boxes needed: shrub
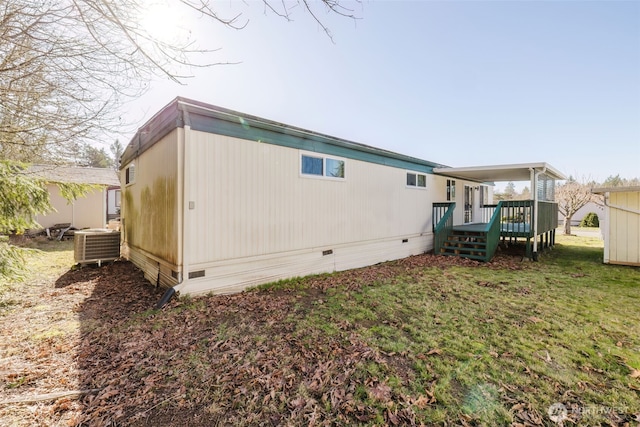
[579,212,600,228]
[0,238,26,281]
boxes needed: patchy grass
[1,233,639,426]
[292,235,639,425]
[254,234,639,425]
[0,237,74,312]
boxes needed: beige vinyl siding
[608,191,640,266]
[181,131,436,293]
[121,129,182,275]
[179,130,482,295]
[121,125,491,295]
[185,131,434,263]
[35,183,106,229]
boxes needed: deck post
[531,168,538,260]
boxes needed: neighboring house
[28,165,120,230]
[557,201,605,226]
[591,186,640,266]
[120,97,564,298]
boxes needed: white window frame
[125,163,136,186]
[299,152,346,181]
[406,171,427,189]
[447,179,456,201]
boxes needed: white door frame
[464,185,474,223]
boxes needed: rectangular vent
[402,238,408,243]
[322,249,333,256]
[171,270,179,279]
[188,270,205,279]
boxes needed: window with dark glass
[407,172,426,188]
[447,179,456,200]
[301,155,323,176]
[301,154,345,179]
[125,164,135,185]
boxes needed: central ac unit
[74,229,121,266]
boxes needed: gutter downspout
[155,107,191,309]
[602,193,611,264]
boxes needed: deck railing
[433,202,454,233]
[432,202,455,255]
[481,201,504,261]
[481,200,534,236]
[480,200,559,237]
[536,201,558,234]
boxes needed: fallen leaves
[2,245,638,427]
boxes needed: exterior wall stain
[124,177,178,265]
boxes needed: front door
[464,185,474,223]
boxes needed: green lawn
[252,234,640,425]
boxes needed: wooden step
[437,229,492,262]
[441,246,488,255]
[439,252,488,261]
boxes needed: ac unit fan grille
[74,230,121,264]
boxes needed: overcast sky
[119,0,640,187]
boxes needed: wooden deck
[434,200,559,261]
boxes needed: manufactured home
[591,186,640,266]
[28,165,120,230]
[120,97,564,297]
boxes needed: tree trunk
[564,215,572,235]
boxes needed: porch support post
[530,168,538,260]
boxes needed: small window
[326,158,345,178]
[125,163,135,185]
[301,155,323,176]
[301,153,345,180]
[406,172,426,188]
[447,179,456,201]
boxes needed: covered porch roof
[433,162,566,183]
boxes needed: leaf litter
[1,247,636,426]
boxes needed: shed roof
[591,186,640,194]
[26,164,120,187]
[433,162,566,183]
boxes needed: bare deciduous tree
[0,0,358,278]
[556,180,598,235]
[0,0,359,163]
